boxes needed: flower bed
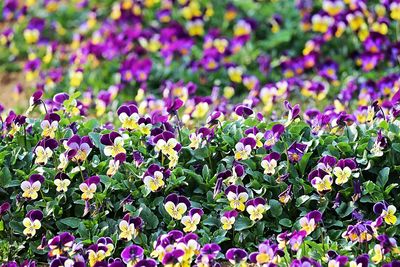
[1,0,400,267]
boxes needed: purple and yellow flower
[299,210,323,235]
[117,104,140,131]
[119,214,143,241]
[289,230,307,251]
[101,132,126,157]
[23,209,43,237]
[333,158,357,185]
[309,169,333,195]
[79,176,100,201]
[246,197,269,221]
[121,244,144,267]
[164,193,191,220]
[34,138,58,165]
[279,185,292,204]
[65,134,93,162]
[374,202,397,225]
[225,248,248,266]
[107,153,126,177]
[143,164,170,192]
[47,232,75,258]
[287,142,307,163]
[261,152,280,175]
[264,124,285,149]
[181,208,203,232]
[249,240,283,266]
[41,113,60,138]
[235,137,256,161]
[220,210,238,230]
[225,185,248,211]
[21,174,44,200]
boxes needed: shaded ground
[0,71,28,110]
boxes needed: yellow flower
[70,70,83,87]
[88,250,106,267]
[104,137,126,157]
[189,133,202,149]
[312,175,332,193]
[41,120,58,138]
[382,205,397,225]
[119,113,139,130]
[192,102,209,119]
[23,218,41,237]
[234,142,252,161]
[21,181,41,200]
[165,202,187,220]
[118,220,138,241]
[246,204,267,221]
[221,216,235,230]
[227,192,248,211]
[23,29,39,44]
[333,166,352,185]
[261,159,278,175]
[228,67,243,83]
[143,171,165,192]
[299,218,316,235]
[54,179,71,193]
[155,138,178,156]
[35,146,53,165]
[79,183,96,200]
[181,213,201,232]
[371,244,383,264]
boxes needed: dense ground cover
[1,0,400,266]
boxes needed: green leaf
[377,167,390,188]
[139,204,159,230]
[269,199,282,218]
[59,217,81,228]
[234,217,253,231]
[279,218,292,227]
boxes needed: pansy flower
[137,117,153,136]
[317,155,337,174]
[121,244,144,267]
[23,209,43,237]
[234,137,256,161]
[246,197,269,221]
[264,124,285,149]
[234,105,253,119]
[65,135,94,162]
[134,259,157,267]
[244,127,264,148]
[0,202,10,217]
[47,232,75,258]
[117,104,140,131]
[162,249,185,267]
[79,176,100,201]
[284,101,301,126]
[119,214,143,241]
[261,152,280,175]
[332,158,357,185]
[220,210,238,230]
[287,142,307,163]
[309,169,333,195]
[371,244,384,264]
[225,248,248,266]
[278,185,292,204]
[289,230,307,251]
[154,131,182,168]
[101,132,126,157]
[374,202,397,225]
[371,130,388,157]
[87,243,108,267]
[143,164,170,192]
[181,208,203,232]
[249,240,284,266]
[107,153,126,177]
[21,174,44,200]
[225,185,248,211]
[41,113,60,138]
[299,210,323,235]
[164,193,191,220]
[34,138,58,165]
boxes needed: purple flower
[261,152,280,175]
[234,105,253,118]
[48,232,75,258]
[164,193,191,220]
[299,210,323,235]
[284,101,300,125]
[264,124,285,149]
[225,248,248,265]
[0,202,10,216]
[162,249,185,265]
[287,142,307,162]
[235,137,256,160]
[101,132,126,157]
[121,245,144,266]
[225,185,248,211]
[65,135,93,162]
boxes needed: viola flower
[246,197,269,221]
[371,130,388,157]
[23,209,43,237]
[371,244,384,264]
[333,158,357,185]
[289,230,307,251]
[117,104,140,131]
[228,66,243,83]
[137,117,153,136]
[0,202,10,217]
[24,18,44,44]
[278,185,292,204]
[164,193,191,220]
[264,124,285,149]
[287,142,307,163]
[79,176,100,201]
[101,132,126,157]
[244,127,264,148]
[143,164,170,192]
[220,210,238,230]
[234,137,256,161]
[41,113,60,138]
[225,248,248,266]
[348,254,369,267]
[317,155,337,174]
[34,138,58,165]
[284,100,301,126]
[121,244,144,267]
[234,105,254,119]
[87,244,108,267]
[374,202,397,225]
[181,208,203,232]
[299,210,323,235]
[134,259,157,267]
[249,241,283,266]
[225,185,248,211]
[65,135,93,162]
[162,249,185,267]
[21,174,44,200]
[261,152,280,175]
[107,153,126,177]
[119,214,143,241]
[309,169,333,195]
[47,232,75,258]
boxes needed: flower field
[2,0,400,266]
